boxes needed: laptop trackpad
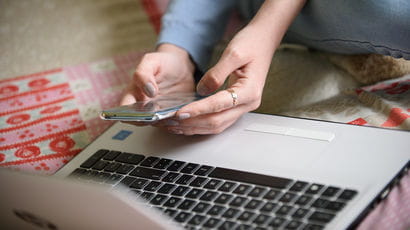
[222,123,333,170]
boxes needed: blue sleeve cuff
[156,0,237,78]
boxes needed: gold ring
[227,88,238,107]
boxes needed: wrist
[156,43,195,73]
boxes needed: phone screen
[100,93,204,122]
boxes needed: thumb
[197,50,245,96]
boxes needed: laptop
[1,112,409,229]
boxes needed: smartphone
[100,93,204,122]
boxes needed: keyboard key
[263,189,282,200]
[219,221,236,229]
[102,150,121,161]
[322,186,341,197]
[153,158,173,169]
[106,174,123,184]
[309,211,335,224]
[177,199,197,210]
[157,183,176,194]
[80,149,109,168]
[193,202,211,213]
[276,205,293,216]
[172,186,190,196]
[260,202,277,213]
[245,199,262,209]
[207,205,225,216]
[174,211,191,223]
[194,165,213,176]
[279,192,297,203]
[162,172,179,182]
[304,224,324,230]
[130,167,166,180]
[119,176,136,187]
[253,214,270,225]
[325,201,345,211]
[144,181,162,192]
[190,176,207,187]
[130,178,149,189]
[164,197,182,208]
[103,162,121,172]
[164,209,177,218]
[295,195,313,206]
[285,220,302,230]
[92,160,108,171]
[293,208,310,219]
[150,194,168,205]
[229,196,248,207]
[87,170,99,180]
[167,160,185,171]
[181,163,199,174]
[218,181,237,192]
[236,224,252,230]
[116,164,134,174]
[176,174,194,185]
[140,156,159,167]
[233,184,251,195]
[222,208,240,219]
[214,193,233,204]
[69,168,87,178]
[200,191,218,202]
[209,167,292,189]
[338,189,357,201]
[306,184,324,195]
[249,187,267,197]
[290,181,309,192]
[140,192,154,201]
[188,214,206,225]
[203,217,221,228]
[94,172,111,182]
[115,152,145,165]
[237,211,255,222]
[186,188,204,199]
[204,179,222,190]
[130,189,142,196]
[312,198,329,209]
[269,217,286,228]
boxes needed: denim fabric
[286,0,410,60]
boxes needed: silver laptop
[1,112,409,229]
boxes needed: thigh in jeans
[284,0,410,60]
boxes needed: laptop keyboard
[69,149,358,230]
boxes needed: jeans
[240,0,410,59]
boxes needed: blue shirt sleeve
[157,0,237,74]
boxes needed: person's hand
[156,0,306,135]
[156,23,276,135]
[120,44,196,125]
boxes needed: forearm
[249,0,307,50]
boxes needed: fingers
[161,106,246,135]
[133,53,161,98]
[120,84,149,106]
[197,47,247,96]
[175,88,242,120]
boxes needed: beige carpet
[0,0,156,79]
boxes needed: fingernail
[143,82,156,97]
[197,84,210,96]
[165,120,179,126]
[178,113,190,120]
